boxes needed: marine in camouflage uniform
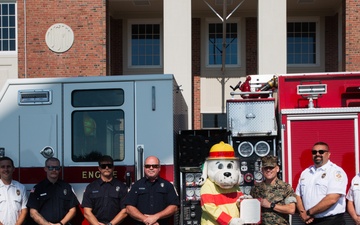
[250,156,297,225]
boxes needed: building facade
[0,0,358,129]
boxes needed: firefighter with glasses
[82,155,128,225]
[250,155,297,225]
[27,157,79,225]
[295,141,348,225]
[124,156,179,225]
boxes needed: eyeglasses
[100,164,114,169]
[311,150,329,155]
[263,166,275,171]
[47,166,61,171]
[144,164,160,169]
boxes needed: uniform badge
[64,189,67,195]
[116,186,120,192]
[16,189,20,196]
[160,183,164,188]
[334,171,343,181]
[321,173,326,178]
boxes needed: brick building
[0,0,357,129]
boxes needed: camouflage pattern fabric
[250,178,296,225]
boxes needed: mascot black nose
[224,172,231,177]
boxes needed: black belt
[312,213,345,225]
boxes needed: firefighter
[250,155,296,225]
[0,156,28,225]
[82,155,128,225]
[295,141,348,225]
[27,157,79,225]
[346,172,360,224]
[124,156,179,225]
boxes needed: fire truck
[1,72,360,225]
[0,74,188,224]
[178,71,360,225]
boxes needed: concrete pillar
[258,0,287,74]
[163,0,192,128]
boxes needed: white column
[163,0,192,128]
[258,0,287,74]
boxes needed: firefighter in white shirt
[0,156,28,225]
[295,142,348,225]
[346,173,360,225]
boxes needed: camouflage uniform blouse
[250,178,296,225]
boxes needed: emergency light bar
[297,84,327,95]
[297,84,327,108]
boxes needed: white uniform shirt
[346,173,360,215]
[295,160,348,218]
[0,179,28,225]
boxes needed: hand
[260,198,271,208]
[229,218,245,225]
[299,210,313,224]
[143,214,159,225]
[237,194,253,206]
[239,194,252,200]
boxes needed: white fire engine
[0,74,188,224]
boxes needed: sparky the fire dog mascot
[198,141,245,225]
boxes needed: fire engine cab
[0,74,188,224]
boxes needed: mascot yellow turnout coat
[198,142,245,225]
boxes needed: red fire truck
[179,71,360,225]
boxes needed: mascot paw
[229,218,245,225]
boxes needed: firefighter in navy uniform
[26,157,79,225]
[82,155,128,225]
[124,156,179,225]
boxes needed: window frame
[201,113,227,129]
[205,17,241,68]
[287,17,320,67]
[127,19,163,69]
[0,1,17,55]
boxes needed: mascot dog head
[198,141,243,189]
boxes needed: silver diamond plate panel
[227,100,277,136]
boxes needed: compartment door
[285,115,358,189]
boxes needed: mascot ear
[237,170,243,185]
[197,161,208,186]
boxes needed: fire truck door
[62,82,135,200]
[19,114,59,190]
[284,115,358,189]
[284,114,359,225]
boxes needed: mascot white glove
[229,218,245,225]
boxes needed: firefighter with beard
[295,142,348,225]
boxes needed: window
[0,3,16,52]
[287,21,317,65]
[71,89,125,162]
[202,113,227,129]
[130,22,161,67]
[207,22,239,66]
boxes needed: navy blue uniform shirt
[82,178,128,223]
[124,177,179,225]
[26,178,79,223]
